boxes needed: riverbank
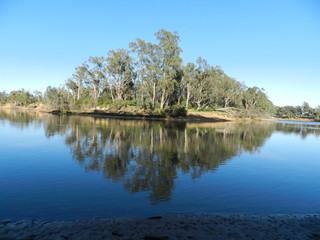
[1,214,320,240]
[6,103,318,123]
[0,103,236,122]
[277,117,320,122]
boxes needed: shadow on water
[1,110,320,204]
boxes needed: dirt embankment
[0,103,239,122]
[0,103,52,112]
[276,118,318,122]
[187,111,234,122]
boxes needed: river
[0,110,319,220]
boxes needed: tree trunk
[77,78,81,101]
[196,101,201,111]
[152,82,156,107]
[116,76,123,101]
[186,83,190,109]
[77,87,80,101]
[224,97,229,108]
[160,89,166,109]
[110,89,115,103]
[93,84,99,107]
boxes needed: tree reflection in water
[1,109,319,204]
[46,116,278,204]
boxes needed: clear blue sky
[0,0,319,107]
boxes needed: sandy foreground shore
[1,214,320,240]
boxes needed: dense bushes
[163,106,187,117]
[276,103,320,119]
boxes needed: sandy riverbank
[0,104,236,122]
[1,214,320,240]
[3,103,318,123]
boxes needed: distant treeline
[1,29,314,119]
[276,103,320,120]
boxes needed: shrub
[163,105,187,117]
[98,99,139,108]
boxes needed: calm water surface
[0,110,320,220]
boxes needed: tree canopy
[1,29,284,118]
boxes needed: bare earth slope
[187,111,234,122]
[0,104,236,122]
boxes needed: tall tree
[189,57,216,110]
[130,39,161,108]
[216,75,243,108]
[44,86,70,110]
[66,66,86,101]
[182,62,197,109]
[155,29,182,109]
[0,91,9,102]
[242,86,265,110]
[301,102,314,117]
[33,90,43,102]
[242,86,274,116]
[83,57,108,105]
[106,49,136,101]
[9,89,35,106]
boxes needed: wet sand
[1,214,320,240]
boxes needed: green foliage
[62,29,276,116]
[130,39,162,108]
[276,106,300,118]
[314,106,320,120]
[44,86,70,111]
[9,89,36,106]
[4,29,285,119]
[188,58,216,110]
[216,75,243,108]
[276,102,318,120]
[155,29,183,109]
[163,105,187,117]
[240,86,275,117]
[107,49,136,101]
[0,91,9,102]
[109,100,138,108]
[32,90,43,102]
[97,97,113,107]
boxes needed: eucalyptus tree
[301,102,314,117]
[0,91,9,102]
[60,29,276,114]
[8,89,35,106]
[130,29,182,109]
[187,57,216,110]
[66,65,86,101]
[276,106,299,118]
[241,86,274,116]
[130,38,162,108]
[82,57,108,105]
[44,86,70,110]
[32,90,43,102]
[106,49,136,101]
[181,62,197,109]
[155,29,183,109]
[314,106,320,119]
[65,78,78,103]
[242,86,266,110]
[216,75,243,108]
